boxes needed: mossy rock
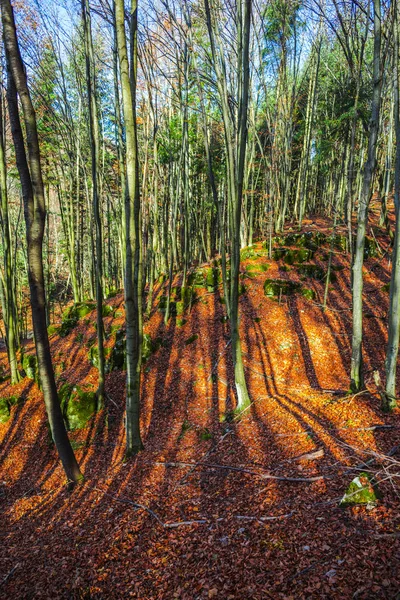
[185,334,198,345]
[188,269,206,288]
[63,302,95,321]
[106,289,118,299]
[264,278,301,298]
[300,288,316,300]
[102,304,114,317]
[181,286,195,306]
[245,263,270,277]
[240,245,259,261]
[284,248,314,265]
[22,353,39,382]
[59,302,94,337]
[0,398,11,423]
[327,234,347,252]
[58,382,73,412]
[64,386,97,431]
[0,395,19,424]
[340,472,380,507]
[205,267,220,292]
[364,237,379,259]
[158,297,177,316]
[296,264,325,280]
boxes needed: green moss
[300,288,316,300]
[205,267,220,291]
[185,334,198,345]
[199,427,213,441]
[188,269,206,288]
[176,301,185,316]
[263,278,301,298]
[102,304,114,317]
[327,234,347,252]
[340,472,380,507]
[240,245,258,261]
[296,264,325,280]
[60,302,96,337]
[47,324,58,336]
[0,395,19,424]
[64,386,97,431]
[22,353,38,382]
[181,286,195,306]
[0,398,10,423]
[58,383,73,412]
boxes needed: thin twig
[1,563,19,587]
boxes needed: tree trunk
[114,0,143,455]
[1,0,82,484]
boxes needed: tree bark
[1,0,82,483]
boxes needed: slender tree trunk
[350,0,383,392]
[115,0,143,455]
[0,85,19,383]
[384,2,400,411]
[1,0,82,483]
[82,0,105,406]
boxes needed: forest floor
[1,212,400,599]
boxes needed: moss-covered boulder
[64,386,97,431]
[327,233,347,252]
[60,302,95,337]
[22,353,39,383]
[273,247,314,265]
[364,236,379,259]
[240,245,259,261]
[205,267,220,292]
[0,398,10,423]
[102,304,114,317]
[340,472,380,507]
[0,395,19,424]
[188,269,206,288]
[264,278,301,298]
[300,288,316,300]
[296,264,325,280]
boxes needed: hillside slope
[1,220,400,599]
